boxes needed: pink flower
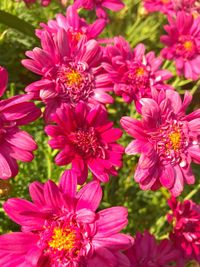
[0,66,8,97]
[22,30,113,122]
[18,0,52,6]
[125,231,181,267]
[121,89,200,196]
[0,170,132,266]
[36,5,107,45]
[143,0,200,16]
[168,197,200,263]
[143,0,174,15]
[0,67,41,179]
[74,0,125,18]
[173,0,200,17]
[103,37,172,110]
[161,11,200,80]
[45,102,124,184]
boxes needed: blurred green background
[0,0,200,241]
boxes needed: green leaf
[0,10,36,38]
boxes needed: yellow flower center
[48,227,77,252]
[183,40,194,52]
[73,32,82,42]
[65,69,82,88]
[168,131,181,150]
[161,0,170,3]
[135,67,146,77]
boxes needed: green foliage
[0,0,200,242]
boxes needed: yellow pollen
[65,69,82,87]
[48,227,77,251]
[135,67,146,77]
[161,0,170,3]
[73,32,82,42]
[168,131,181,150]
[183,40,194,51]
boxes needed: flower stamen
[48,227,77,252]
[69,127,105,158]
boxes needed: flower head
[0,170,132,266]
[22,30,113,122]
[143,0,174,15]
[0,67,41,179]
[36,5,107,45]
[45,102,124,184]
[161,11,200,80]
[168,197,200,263]
[121,89,200,196]
[74,0,125,18]
[143,0,200,16]
[125,231,181,267]
[173,0,200,17]
[103,37,172,110]
[18,0,52,6]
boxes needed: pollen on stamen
[69,127,106,159]
[135,67,146,77]
[65,69,83,88]
[168,131,181,150]
[183,40,194,52]
[48,227,77,252]
[57,64,95,104]
[161,0,170,4]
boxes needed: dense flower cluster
[1,0,200,266]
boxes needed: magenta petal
[5,130,37,151]
[59,170,77,199]
[29,181,45,206]
[120,116,147,140]
[93,233,132,250]
[0,151,18,179]
[76,180,102,211]
[125,140,147,155]
[96,207,128,237]
[115,252,131,267]
[87,254,114,267]
[102,0,125,11]
[25,246,42,266]
[3,198,45,230]
[0,232,38,253]
[0,66,8,97]
[44,180,65,209]
[76,208,96,224]
[188,145,200,163]
[160,165,175,189]
[90,247,118,267]
[0,252,26,266]
[101,128,122,142]
[71,157,88,185]
[140,98,160,128]
[170,165,184,197]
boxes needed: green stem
[184,183,200,200]
[0,10,36,38]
